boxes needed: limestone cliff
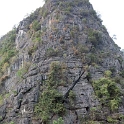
[0,0,124,124]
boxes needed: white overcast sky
[0,0,123,48]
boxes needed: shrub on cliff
[88,29,102,47]
[0,29,17,74]
[32,20,41,31]
[53,117,64,124]
[35,62,66,123]
[92,78,121,111]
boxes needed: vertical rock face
[0,0,124,123]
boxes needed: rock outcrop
[0,0,124,123]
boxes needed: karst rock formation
[0,0,124,124]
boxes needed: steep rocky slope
[0,0,124,123]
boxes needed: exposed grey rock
[0,0,124,123]
[0,105,6,121]
[19,118,30,124]
[13,92,23,110]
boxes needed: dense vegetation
[35,62,66,123]
[93,77,121,111]
[87,29,102,47]
[0,29,17,79]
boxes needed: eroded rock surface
[0,0,124,123]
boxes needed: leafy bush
[32,30,41,42]
[88,29,102,46]
[82,10,89,17]
[1,62,9,73]
[53,117,64,124]
[0,29,17,74]
[48,62,67,87]
[32,20,41,31]
[35,89,65,122]
[87,53,99,64]
[104,70,112,77]
[46,48,59,57]
[82,18,87,23]
[65,6,72,13]
[92,78,121,111]
[42,9,49,18]
[78,45,89,53]
[16,68,27,78]
[9,121,15,124]
[118,79,124,89]
[28,44,38,56]
[35,62,66,123]
[0,93,10,106]
[0,95,4,105]
[120,70,124,78]
[69,90,76,100]
[107,116,118,123]
[16,62,30,78]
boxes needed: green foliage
[92,78,121,111]
[120,70,124,78]
[31,29,42,45]
[102,25,107,31]
[87,29,102,46]
[43,0,49,3]
[28,45,37,56]
[32,30,41,42]
[117,56,123,65]
[113,76,121,83]
[82,18,87,23]
[60,1,73,12]
[104,70,112,77]
[35,62,65,123]
[87,53,100,64]
[46,48,59,57]
[70,30,75,38]
[42,27,47,32]
[65,6,72,13]
[81,10,89,17]
[0,29,17,74]
[80,119,100,124]
[9,121,15,124]
[109,66,116,74]
[69,90,76,100]
[0,93,10,106]
[16,68,27,78]
[16,62,30,79]
[42,9,49,18]
[107,116,118,123]
[0,95,4,105]
[119,79,124,89]
[109,99,120,111]
[106,114,124,123]
[53,117,64,124]
[3,122,15,124]
[48,62,66,87]
[89,54,97,63]
[78,45,89,53]
[32,20,41,31]
[90,10,97,16]
[35,89,65,122]
[119,114,124,120]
